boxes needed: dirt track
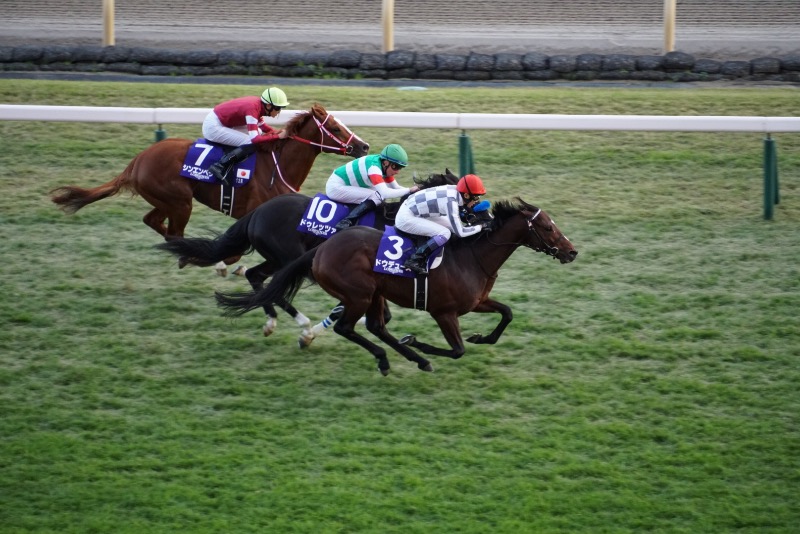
[1,0,799,59]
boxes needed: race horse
[215,198,578,375]
[156,170,461,341]
[50,103,369,274]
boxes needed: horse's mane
[282,103,327,137]
[491,197,536,223]
[383,170,460,220]
[453,197,535,245]
[414,169,460,189]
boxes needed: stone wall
[3,45,800,83]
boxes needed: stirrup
[404,257,428,274]
[335,218,354,230]
[211,165,231,186]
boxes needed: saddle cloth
[179,139,256,187]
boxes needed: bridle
[485,208,568,259]
[288,113,356,155]
[270,112,358,192]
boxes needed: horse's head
[489,198,578,264]
[285,103,369,158]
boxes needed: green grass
[1,79,799,533]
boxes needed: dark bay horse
[51,103,369,273]
[157,171,460,340]
[215,198,578,375]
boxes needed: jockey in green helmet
[326,143,420,230]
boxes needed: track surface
[1,0,799,59]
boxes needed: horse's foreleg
[464,298,513,344]
[399,312,466,359]
[301,304,344,348]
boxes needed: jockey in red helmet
[395,174,490,274]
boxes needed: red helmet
[457,174,486,195]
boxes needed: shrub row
[2,45,800,83]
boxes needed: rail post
[763,134,778,220]
[154,125,167,142]
[458,130,475,177]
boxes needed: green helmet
[379,144,408,167]
[261,87,289,107]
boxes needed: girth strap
[413,274,428,311]
[219,183,235,216]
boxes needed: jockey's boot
[209,143,257,186]
[335,199,377,230]
[403,236,445,275]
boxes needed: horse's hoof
[178,257,188,269]
[420,363,434,372]
[380,368,391,377]
[298,332,315,349]
[263,318,277,337]
[214,261,228,277]
[231,265,247,277]
[399,334,416,345]
[466,333,482,343]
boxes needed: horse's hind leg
[143,208,169,237]
[300,301,374,349]
[365,298,432,372]
[245,261,281,336]
[332,307,392,376]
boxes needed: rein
[288,113,355,155]
[270,113,356,193]
[485,208,565,259]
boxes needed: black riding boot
[403,237,442,274]
[335,199,377,230]
[209,144,257,186]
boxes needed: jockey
[326,144,421,230]
[395,174,488,274]
[202,87,290,186]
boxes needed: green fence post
[458,130,475,177]
[763,134,777,220]
[772,136,780,206]
[154,124,167,142]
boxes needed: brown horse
[156,171,460,339]
[215,198,578,375]
[50,103,369,271]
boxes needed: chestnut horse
[215,198,578,375]
[51,103,369,273]
[157,171,461,340]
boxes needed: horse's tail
[51,155,137,213]
[155,210,257,267]
[215,246,318,317]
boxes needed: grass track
[1,79,799,533]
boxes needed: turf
[1,79,799,533]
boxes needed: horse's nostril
[570,250,578,258]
